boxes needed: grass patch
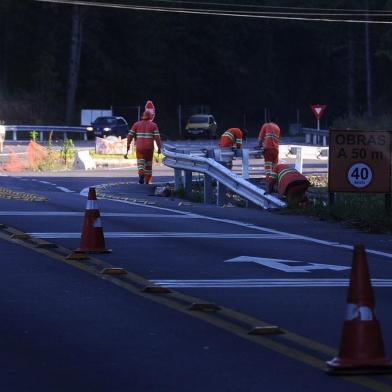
[280,175,392,234]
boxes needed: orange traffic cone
[326,244,392,374]
[76,187,110,253]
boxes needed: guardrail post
[40,131,44,142]
[184,170,192,199]
[83,132,88,141]
[242,148,250,179]
[216,182,227,206]
[203,174,213,204]
[174,169,183,191]
[294,146,303,173]
[305,133,311,144]
[322,135,327,146]
[312,134,318,145]
[63,131,67,140]
[13,130,17,141]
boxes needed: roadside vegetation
[282,175,392,235]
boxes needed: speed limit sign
[347,163,373,188]
[329,129,391,193]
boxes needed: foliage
[60,139,75,164]
[30,130,38,142]
[1,1,392,135]
[332,114,392,130]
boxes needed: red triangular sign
[310,104,327,120]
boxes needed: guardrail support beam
[242,148,250,179]
[216,182,227,206]
[174,169,183,191]
[184,170,192,199]
[203,174,213,204]
[294,147,303,173]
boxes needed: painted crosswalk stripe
[27,232,296,239]
[151,279,392,288]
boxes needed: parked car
[86,116,129,139]
[185,114,217,139]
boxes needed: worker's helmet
[141,111,153,120]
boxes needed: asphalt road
[0,168,392,391]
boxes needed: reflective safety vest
[219,128,243,149]
[128,120,161,151]
[274,164,308,195]
[258,122,280,150]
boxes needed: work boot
[138,174,145,184]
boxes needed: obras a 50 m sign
[329,129,391,193]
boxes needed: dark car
[185,114,217,139]
[87,116,129,139]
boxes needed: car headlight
[104,127,111,132]
[86,126,93,131]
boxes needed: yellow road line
[0,227,391,391]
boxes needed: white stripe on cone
[93,218,102,228]
[86,200,98,210]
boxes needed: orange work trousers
[136,148,154,184]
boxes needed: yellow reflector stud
[142,286,172,294]
[65,252,90,260]
[189,303,221,312]
[248,326,283,335]
[100,267,127,275]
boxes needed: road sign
[329,129,392,193]
[225,256,349,273]
[310,104,327,120]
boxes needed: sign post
[310,104,327,130]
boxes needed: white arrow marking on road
[225,256,350,273]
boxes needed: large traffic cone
[326,244,392,374]
[76,187,110,253]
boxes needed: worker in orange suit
[258,119,280,191]
[127,110,162,184]
[270,163,310,205]
[219,127,244,169]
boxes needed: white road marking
[0,211,199,218]
[27,232,296,239]
[151,278,392,288]
[225,256,350,273]
[107,198,392,260]
[56,186,74,193]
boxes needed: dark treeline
[0,0,391,137]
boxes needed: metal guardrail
[302,128,328,146]
[4,125,88,141]
[163,145,287,210]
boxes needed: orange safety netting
[0,141,49,172]
[2,147,24,172]
[26,140,48,169]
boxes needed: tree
[65,5,84,124]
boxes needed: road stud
[142,286,172,294]
[248,326,283,335]
[100,267,127,275]
[189,302,221,312]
